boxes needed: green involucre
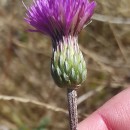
[51,38,87,88]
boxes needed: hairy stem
[67,89,78,130]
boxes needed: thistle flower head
[25,0,96,40]
[24,0,96,88]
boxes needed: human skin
[78,87,130,130]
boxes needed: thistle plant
[23,0,96,130]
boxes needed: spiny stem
[67,89,78,130]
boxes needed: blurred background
[0,0,130,129]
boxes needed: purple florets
[25,0,96,40]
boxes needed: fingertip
[78,88,130,130]
[78,112,109,130]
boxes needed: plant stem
[67,88,78,130]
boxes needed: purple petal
[24,0,96,39]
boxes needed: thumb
[78,87,130,130]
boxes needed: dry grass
[0,0,130,129]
